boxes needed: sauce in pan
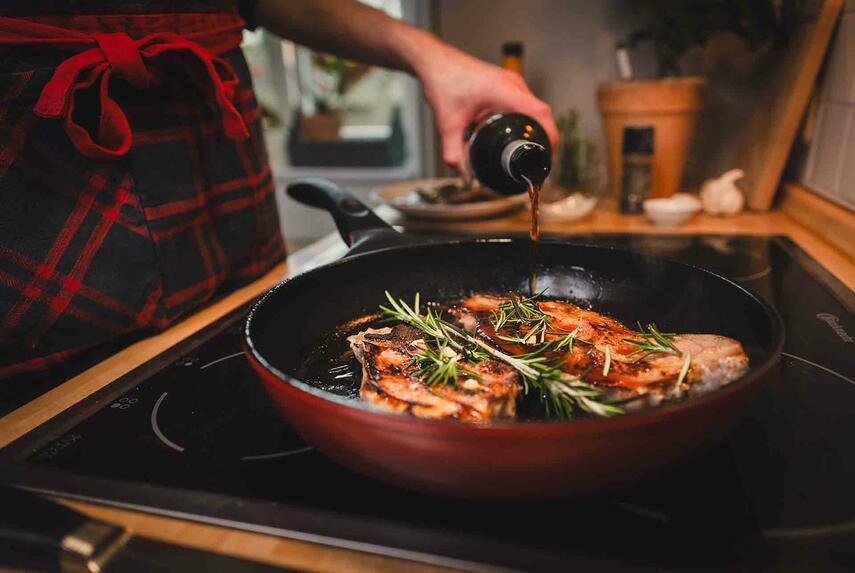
[298,293,751,423]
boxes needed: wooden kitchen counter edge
[391,202,854,289]
[1,208,852,573]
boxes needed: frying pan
[244,179,783,500]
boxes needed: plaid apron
[0,0,285,378]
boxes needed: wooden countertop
[389,197,854,290]
[1,199,852,573]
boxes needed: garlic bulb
[700,169,745,216]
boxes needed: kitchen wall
[435,0,644,155]
[798,1,855,210]
[434,0,816,189]
[265,0,845,251]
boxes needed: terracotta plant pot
[598,77,706,199]
[300,111,342,142]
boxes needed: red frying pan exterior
[246,346,769,499]
[243,179,783,500]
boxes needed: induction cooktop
[1,234,852,572]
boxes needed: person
[0,0,557,379]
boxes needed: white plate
[371,178,529,221]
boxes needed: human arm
[254,0,558,170]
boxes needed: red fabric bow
[0,16,249,159]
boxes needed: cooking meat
[348,324,519,421]
[349,292,748,421]
[454,294,749,402]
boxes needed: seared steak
[348,324,519,421]
[454,294,748,403]
[349,294,749,420]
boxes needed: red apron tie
[0,16,250,159]
[94,32,153,87]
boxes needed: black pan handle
[0,485,124,572]
[287,178,430,255]
[286,178,397,247]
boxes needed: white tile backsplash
[822,13,855,104]
[800,5,855,211]
[804,103,852,198]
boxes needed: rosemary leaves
[623,323,682,361]
[381,291,621,418]
[491,291,551,344]
[411,340,482,387]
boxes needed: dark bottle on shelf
[465,112,552,195]
[619,126,654,214]
[501,41,524,75]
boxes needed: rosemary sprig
[460,336,622,418]
[551,326,593,352]
[381,294,487,386]
[602,345,612,377]
[675,351,692,387]
[670,351,694,399]
[491,291,551,344]
[379,292,446,340]
[623,322,682,360]
[411,340,482,387]
[381,292,622,418]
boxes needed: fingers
[532,99,559,152]
[493,72,558,150]
[440,119,464,172]
[419,56,558,172]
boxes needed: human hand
[415,43,558,172]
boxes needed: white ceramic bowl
[539,193,597,223]
[643,193,702,227]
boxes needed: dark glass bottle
[465,112,551,195]
[619,126,654,214]
[501,41,524,75]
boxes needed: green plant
[310,52,370,112]
[555,110,598,192]
[625,0,803,77]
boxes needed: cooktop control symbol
[175,356,199,367]
[149,352,312,461]
[110,397,139,410]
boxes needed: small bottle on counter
[620,126,654,214]
[501,42,524,75]
[464,112,551,195]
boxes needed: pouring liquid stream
[522,174,541,295]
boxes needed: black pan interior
[247,240,781,404]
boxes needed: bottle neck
[501,140,550,185]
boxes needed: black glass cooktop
[1,234,853,572]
